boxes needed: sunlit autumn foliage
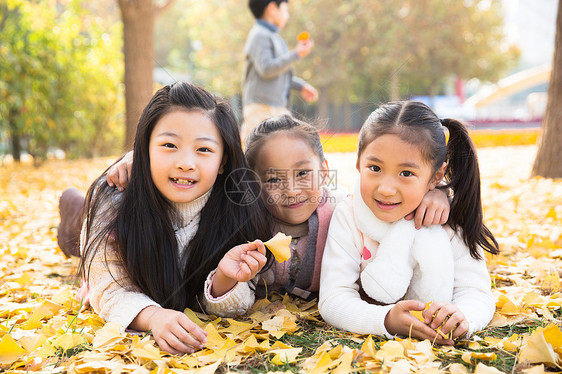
[0,141,561,373]
[320,128,539,153]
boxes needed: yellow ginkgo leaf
[543,324,562,355]
[473,362,505,374]
[519,326,561,368]
[540,273,561,295]
[0,334,27,365]
[52,332,86,351]
[92,322,125,349]
[264,232,292,263]
[361,335,377,358]
[375,340,405,362]
[270,347,302,365]
[18,334,47,352]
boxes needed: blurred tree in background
[155,0,518,129]
[532,0,562,178]
[287,0,520,122]
[0,0,520,159]
[0,0,123,161]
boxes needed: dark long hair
[80,82,272,310]
[357,101,499,259]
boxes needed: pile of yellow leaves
[0,144,561,373]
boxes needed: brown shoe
[57,187,85,258]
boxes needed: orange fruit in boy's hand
[264,232,292,263]
[297,31,310,41]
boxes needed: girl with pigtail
[319,101,499,345]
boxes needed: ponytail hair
[357,101,499,259]
[440,118,499,259]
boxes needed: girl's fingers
[423,209,437,226]
[440,312,463,335]
[241,253,260,270]
[169,327,200,352]
[254,240,266,255]
[244,250,267,266]
[423,301,445,323]
[439,209,449,224]
[178,316,207,346]
[117,164,129,190]
[156,336,186,355]
[398,300,426,312]
[245,239,266,255]
[238,262,253,278]
[452,320,469,340]
[164,331,195,354]
[413,205,427,229]
[410,321,443,342]
[430,308,449,329]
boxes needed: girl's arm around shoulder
[449,228,496,336]
[319,198,394,337]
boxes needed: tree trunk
[531,0,562,178]
[8,108,21,162]
[117,0,156,151]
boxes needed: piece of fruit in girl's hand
[264,232,292,263]
[297,31,310,41]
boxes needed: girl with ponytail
[319,101,498,345]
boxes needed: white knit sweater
[318,194,495,339]
[81,189,253,329]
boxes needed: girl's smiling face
[149,110,224,203]
[254,133,328,225]
[357,134,445,223]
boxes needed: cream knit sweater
[81,190,253,329]
[319,193,495,339]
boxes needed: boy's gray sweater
[242,21,306,108]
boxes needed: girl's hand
[423,301,469,344]
[137,306,208,355]
[384,300,451,344]
[106,151,133,191]
[212,240,267,297]
[405,188,449,229]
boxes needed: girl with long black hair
[78,82,272,355]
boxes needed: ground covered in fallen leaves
[1,145,561,373]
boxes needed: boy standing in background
[241,0,318,142]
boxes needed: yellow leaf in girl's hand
[410,310,424,322]
[264,232,292,263]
